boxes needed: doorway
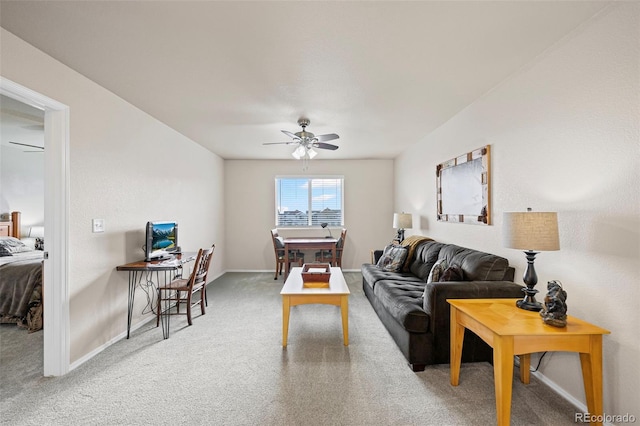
[0,77,70,376]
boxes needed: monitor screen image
[145,221,178,260]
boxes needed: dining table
[283,237,338,279]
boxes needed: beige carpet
[1,272,579,425]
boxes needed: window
[276,176,344,227]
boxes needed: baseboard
[513,356,610,425]
[208,270,225,281]
[70,276,225,372]
[530,370,617,426]
[70,312,157,371]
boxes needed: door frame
[1,77,70,376]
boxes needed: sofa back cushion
[409,241,445,281]
[437,244,511,281]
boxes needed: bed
[0,212,44,332]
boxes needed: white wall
[0,95,45,231]
[0,145,44,233]
[1,28,226,363]
[225,159,393,272]
[395,3,639,418]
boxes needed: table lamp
[393,213,412,243]
[320,222,333,238]
[503,208,559,311]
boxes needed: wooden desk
[283,237,338,279]
[448,298,610,426]
[280,266,350,347]
[116,252,196,339]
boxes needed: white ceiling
[0,1,609,160]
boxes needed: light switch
[92,219,105,233]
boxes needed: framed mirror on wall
[436,145,491,225]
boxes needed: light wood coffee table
[448,298,610,426]
[280,266,350,347]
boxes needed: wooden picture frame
[436,145,491,225]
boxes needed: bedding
[0,238,44,332]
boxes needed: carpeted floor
[0,272,580,425]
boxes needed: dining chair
[316,228,347,267]
[156,245,215,327]
[271,229,304,280]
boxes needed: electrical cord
[137,266,186,315]
[515,351,548,372]
[531,351,548,372]
[138,271,158,315]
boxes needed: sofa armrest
[423,281,524,335]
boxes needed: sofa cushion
[373,280,430,333]
[437,244,511,281]
[361,263,423,291]
[376,244,409,272]
[399,236,433,271]
[409,241,445,281]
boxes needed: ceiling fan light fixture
[292,145,306,160]
[307,148,317,159]
[265,118,339,168]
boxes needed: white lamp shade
[307,148,317,159]
[393,213,413,229]
[503,211,559,251]
[291,145,306,160]
[291,145,317,160]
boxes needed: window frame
[275,175,345,228]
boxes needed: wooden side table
[448,298,610,426]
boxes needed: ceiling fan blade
[314,142,339,150]
[9,141,44,150]
[263,141,297,146]
[281,130,300,140]
[315,133,339,142]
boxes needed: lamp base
[515,250,543,311]
[516,297,542,312]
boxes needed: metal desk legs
[126,271,139,339]
[159,273,171,339]
[126,270,172,339]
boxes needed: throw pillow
[376,244,409,272]
[439,265,465,282]
[426,259,448,283]
[0,237,32,256]
[0,245,11,257]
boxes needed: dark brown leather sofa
[362,239,524,372]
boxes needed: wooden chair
[316,228,347,267]
[156,245,215,327]
[271,229,304,280]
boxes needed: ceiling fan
[9,141,44,153]
[263,118,339,161]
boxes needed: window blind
[276,177,343,227]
